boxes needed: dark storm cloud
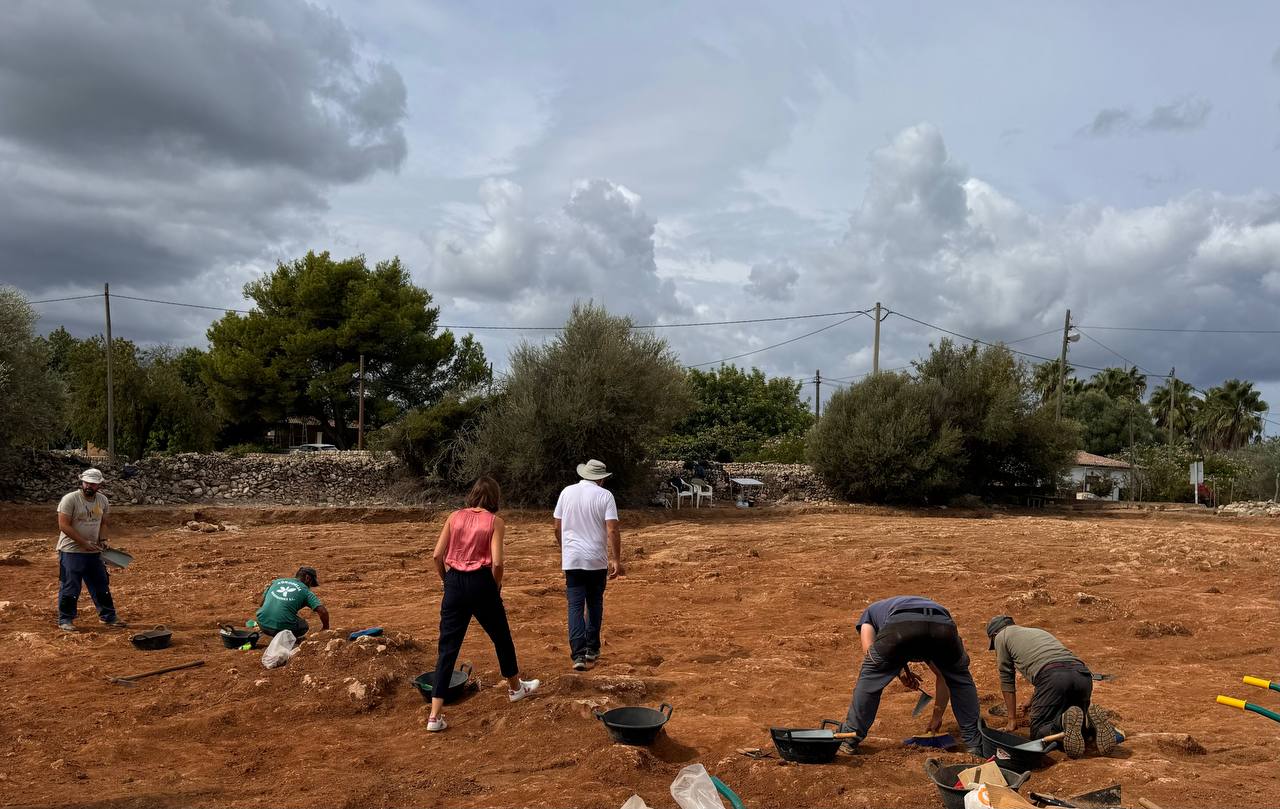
[0,0,407,311]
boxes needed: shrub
[459,303,690,505]
[373,394,491,478]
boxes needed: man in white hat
[553,459,623,671]
[56,468,126,631]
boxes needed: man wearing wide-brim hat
[553,459,624,671]
[56,468,127,631]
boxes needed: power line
[27,293,104,304]
[112,294,253,314]
[686,312,868,369]
[1005,327,1060,345]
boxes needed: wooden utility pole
[872,302,882,374]
[104,283,115,460]
[1168,367,1176,445]
[1055,309,1072,422]
[814,370,821,420]
[357,354,365,451]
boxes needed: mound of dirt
[1133,620,1194,638]
[289,630,423,712]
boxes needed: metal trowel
[912,689,934,717]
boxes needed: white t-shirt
[553,480,618,571]
[57,490,109,553]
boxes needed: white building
[1068,451,1132,501]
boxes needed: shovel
[108,659,204,687]
[1008,731,1066,754]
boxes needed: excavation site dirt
[1,504,1278,808]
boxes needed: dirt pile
[289,630,423,712]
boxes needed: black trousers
[1029,660,1093,738]
[432,568,519,696]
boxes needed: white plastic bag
[260,630,298,669]
[670,764,726,809]
[620,796,651,809]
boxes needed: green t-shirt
[256,578,322,630]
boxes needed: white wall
[1068,466,1128,500]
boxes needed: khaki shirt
[994,625,1078,692]
[57,490,109,553]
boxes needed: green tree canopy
[810,340,1075,504]
[661,365,813,462]
[62,337,219,460]
[1087,366,1147,401]
[1196,379,1267,452]
[1063,388,1158,457]
[203,251,488,447]
[1148,377,1199,443]
[0,287,65,463]
[460,303,690,505]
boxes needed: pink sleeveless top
[445,508,495,571]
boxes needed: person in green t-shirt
[255,566,330,638]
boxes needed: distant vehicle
[289,443,339,453]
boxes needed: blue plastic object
[348,627,384,641]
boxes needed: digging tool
[1216,695,1280,724]
[903,731,957,750]
[108,659,204,687]
[1137,800,1164,809]
[1005,731,1066,754]
[1090,673,1115,682]
[912,688,934,717]
[1243,675,1280,695]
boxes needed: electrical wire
[685,312,868,369]
[26,294,104,304]
[1079,325,1280,335]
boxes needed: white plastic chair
[689,478,713,508]
[668,478,693,509]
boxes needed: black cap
[986,615,1015,649]
[296,566,319,586]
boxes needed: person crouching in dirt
[840,596,983,756]
[426,477,540,733]
[56,468,127,632]
[256,566,329,638]
[985,615,1117,758]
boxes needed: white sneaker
[426,715,447,732]
[508,678,541,702]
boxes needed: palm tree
[1088,367,1146,401]
[1149,378,1199,442]
[1196,379,1268,451]
[1033,360,1076,405]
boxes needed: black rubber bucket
[412,663,473,703]
[594,703,673,745]
[131,625,172,650]
[219,625,260,650]
[769,719,844,764]
[925,758,1031,809]
[978,720,1055,773]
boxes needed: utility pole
[1054,309,1072,422]
[357,354,365,451]
[872,302,882,374]
[1168,367,1176,445]
[103,283,115,460]
[814,369,821,420]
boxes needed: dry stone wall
[3,451,403,506]
[1218,500,1280,517]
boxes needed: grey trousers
[1029,660,1092,738]
[842,614,982,749]
[262,615,308,638]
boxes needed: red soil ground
[1,503,1278,808]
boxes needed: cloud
[428,178,688,326]
[804,124,1280,390]
[1079,96,1212,137]
[745,260,800,301]
[0,0,407,340]
[1273,46,1280,72]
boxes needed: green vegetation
[0,287,65,465]
[458,303,689,505]
[658,365,812,462]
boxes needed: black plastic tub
[411,663,473,704]
[978,720,1055,773]
[925,758,1031,809]
[594,703,673,745]
[131,625,172,651]
[770,719,845,763]
[219,625,260,650]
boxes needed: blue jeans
[565,569,607,660]
[58,551,118,624]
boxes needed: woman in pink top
[426,477,539,732]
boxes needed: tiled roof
[1074,450,1131,469]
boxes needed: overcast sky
[3,1,1279,432]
